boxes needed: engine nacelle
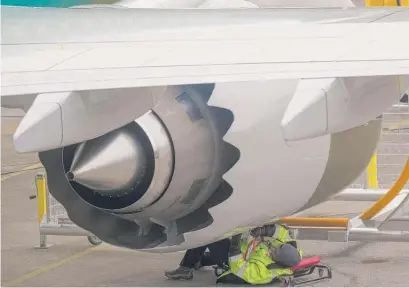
[35,76,398,251]
[39,84,239,249]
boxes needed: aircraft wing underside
[2,6,409,96]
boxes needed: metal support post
[34,172,53,249]
[362,167,368,190]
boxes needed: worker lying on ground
[216,224,303,285]
[165,238,231,280]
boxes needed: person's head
[269,243,301,268]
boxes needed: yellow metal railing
[35,173,47,224]
[367,153,379,189]
[279,156,409,227]
[277,217,349,228]
[365,0,409,6]
[360,157,409,219]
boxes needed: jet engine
[39,84,240,249]
[62,84,239,218]
[19,74,405,252]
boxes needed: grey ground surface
[2,107,409,287]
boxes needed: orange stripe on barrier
[277,217,349,228]
[360,157,409,220]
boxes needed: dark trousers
[180,238,230,268]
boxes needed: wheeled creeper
[280,256,332,287]
[214,256,332,287]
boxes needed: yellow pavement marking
[4,246,99,286]
[1,163,43,182]
[386,118,409,131]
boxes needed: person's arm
[241,244,278,284]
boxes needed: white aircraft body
[1,0,409,252]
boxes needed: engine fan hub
[67,127,148,194]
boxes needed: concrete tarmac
[2,108,409,287]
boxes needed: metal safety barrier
[285,103,409,242]
[34,103,408,248]
[285,188,409,242]
[34,173,102,249]
[351,103,409,190]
